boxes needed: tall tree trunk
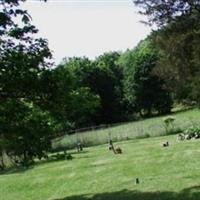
[0,150,5,170]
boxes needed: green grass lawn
[1,134,200,200]
[53,108,200,150]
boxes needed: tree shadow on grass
[0,149,93,175]
[0,152,73,175]
[0,165,34,175]
[53,186,200,200]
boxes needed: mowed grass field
[53,108,200,149]
[1,134,200,200]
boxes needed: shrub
[183,126,200,140]
[163,116,175,134]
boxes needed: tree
[61,57,93,88]
[134,0,200,103]
[0,0,51,101]
[0,99,56,166]
[45,63,101,129]
[90,52,125,123]
[151,15,200,101]
[61,53,126,124]
[39,66,74,129]
[0,0,55,167]
[133,0,200,26]
[67,87,100,127]
[119,39,172,116]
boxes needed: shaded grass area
[54,187,200,200]
[1,135,200,200]
[53,108,200,150]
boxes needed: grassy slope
[1,134,200,200]
[53,108,200,149]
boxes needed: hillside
[53,108,200,150]
[1,134,200,200]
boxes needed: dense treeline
[1,0,200,168]
[53,42,172,130]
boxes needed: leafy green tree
[151,12,200,101]
[90,52,125,123]
[61,53,125,124]
[46,63,101,129]
[68,87,100,127]
[62,57,93,88]
[0,0,51,101]
[134,0,200,103]
[0,0,55,166]
[39,66,74,127]
[152,28,190,100]
[119,39,172,116]
[0,99,56,166]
